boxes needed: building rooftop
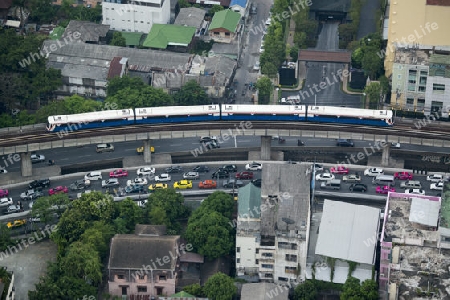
[229,0,247,7]
[107,57,127,79]
[121,32,144,47]
[143,24,196,49]
[315,200,380,265]
[108,234,180,270]
[174,7,206,28]
[393,48,430,65]
[410,197,440,226]
[188,0,230,6]
[135,224,167,236]
[427,0,450,5]
[298,50,351,63]
[241,283,288,300]
[260,163,310,237]
[237,182,261,218]
[209,9,241,32]
[63,20,110,43]
[309,0,351,12]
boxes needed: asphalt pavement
[357,0,380,40]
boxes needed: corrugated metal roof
[238,183,261,218]
[143,24,196,49]
[174,7,206,28]
[209,9,241,32]
[315,200,379,265]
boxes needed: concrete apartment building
[236,163,310,286]
[382,0,450,112]
[391,48,450,116]
[378,191,450,299]
[102,0,170,33]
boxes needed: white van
[320,179,341,190]
[96,143,114,153]
[372,175,395,186]
[85,171,102,181]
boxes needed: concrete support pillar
[381,143,390,167]
[20,153,32,177]
[143,140,152,163]
[261,136,271,160]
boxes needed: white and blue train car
[47,109,135,132]
[221,105,308,121]
[307,106,393,127]
[135,105,221,124]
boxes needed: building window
[285,266,297,274]
[264,273,273,278]
[278,277,288,282]
[159,275,166,281]
[406,98,414,105]
[111,7,114,10]
[262,253,273,257]
[236,247,240,253]
[261,264,273,269]
[255,259,259,264]
[433,84,445,92]
[117,274,124,279]
[237,258,240,263]
[106,18,109,20]
[417,99,425,108]
[418,86,426,92]
[214,32,219,35]
[397,75,401,79]
[435,69,445,77]
[141,21,144,23]
[225,32,230,36]
[137,286,147,293]
[420,70,428,76]
[285,254,297,262]
[139,275,145,280]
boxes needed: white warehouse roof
[315,200,380,265]
[410,197,440,227]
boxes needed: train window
[380,111,387,115]
[54,116,62,120]
[207,105,216,110]
[139,109,147,114]
[121,110,130,115]
[224,105,233,110]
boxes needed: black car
[223,179,245,188]
[199,136,217,143]
[205,140,220,149]
[28,178,51,190]
[251,179,261,187]
[165,166,183,173]
[349,183,367,192]
[193,165,209,173]
[212,169,229,179]
[221,165,237,173]
[336,139,354,147]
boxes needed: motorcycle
[297,140,305,146]
[278,137,286,144]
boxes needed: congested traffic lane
[4,136,450,173]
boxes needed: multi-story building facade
[102,0,170,33]
[383,0,450,79]
[236,164,310,285]
[391,47,450,117]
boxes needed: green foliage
[351,48,364,69]
[34,95,102,122]
[379,75,391,95]
[60,241,103,284]
[178,0,190,8]
[364,82,382,109]
[173,80,209,105]
[200,191,234,219]
[294,280,317,300]
[110,31,127,47]
[340,277,378,300]
[256,76,273,104]
[209,5,224,16]
[31,194,70,225]
[106,85,173,108]
[183,283,205,297]
[80,221,115,259]
[114,198,143,233]
[203,272,237,300]
[145,189,190,233]
[106,75,146,96]
[0,224,15,251]
[347,261,358,277]
[290,45,299,62]
[360,279,379,300]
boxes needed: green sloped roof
[170,291,195,297]
[238,183,261,218]
[209,9,241,32]
[50,26,65,40]
[143,24,196,49]
[121,32,143,46]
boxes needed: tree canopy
[203,272,237,300]
[256,76,273,104]
[110,31,127,47]
[173,80,210,106]
[294,280,317,300]
[364,82,382,110]
[340,277,378,300]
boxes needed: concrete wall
[236,235,259,273]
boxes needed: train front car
[46,109,135,132]
[307,106,393,127]
[135,105,221,124]
[220,105,307,121]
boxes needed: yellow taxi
[7,219,26,229]
[148,183,168,191]
[136,146,155,154]
[173,180,193,189]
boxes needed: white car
[183,172,200,180]
[404,189,425,195]
[315,173,335,181]
[364,168,384,177]
[253,61,260,71]
[391,142,401,149]
[155,173,171,182]
[127,177,148,186]
[0,169,7,174]
[245,162,262,171]
[0,197,13,207]
[259,45,264,53]
[137,167,155,176]
[427,174,444,182]
[31,154,45,163]
[430,181,444,191]
[265,18,271,26]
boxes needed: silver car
[155,173,171,182]
[102,178,120,188]
[183,172,199,180]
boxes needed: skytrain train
[46,104,393,132]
